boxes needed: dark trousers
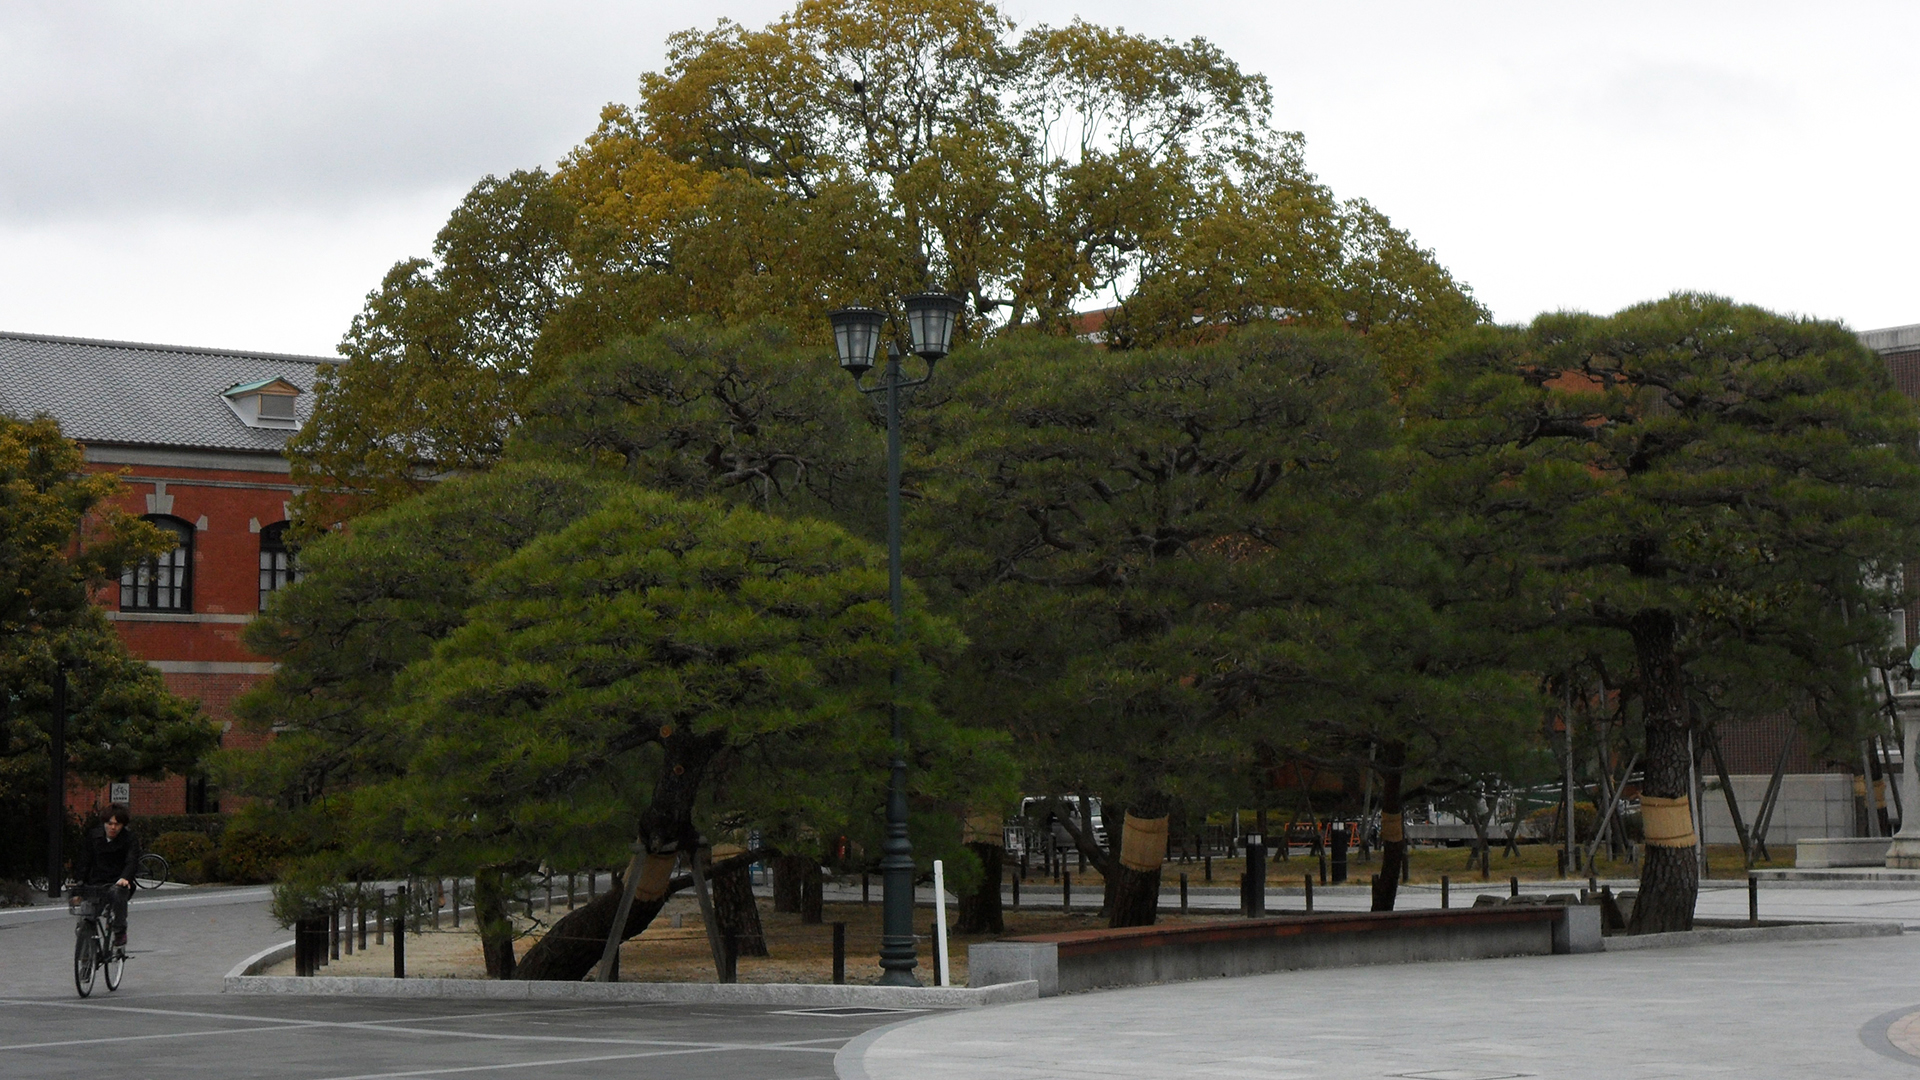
[101,884,130,934]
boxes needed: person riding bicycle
[74,804,139,947]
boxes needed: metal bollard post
[432,880,441,930]
[1304,874,1313,914]
[1510,875,1520,898]
[862,871,870,906]
[1401,854,1410,883]
[588,870,596,899]
[832,921,847,985]
[1180,872,1189,914]
[568,872,576,910]
[722,932,738,984]
[1063,872,1072,913]
[376,890,386,946]
[393,886,407,979]
[452,878,461,928]
[1204,853,1212,882]
[344,901,354,956]
[359,899,368,951]
[1748,874,1759,926]
[1246,837,1266,918]
[1441,874,1450,909]
[330,905,340,961]
[1012,872,1020,909]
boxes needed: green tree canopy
[1410,293,1920,931]
[0,415,216,875]
[293,0,1482,521]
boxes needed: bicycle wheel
[104,940,125,992]
[135,852,168,890]
[74,930,97,998]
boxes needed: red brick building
[0,330,331,816]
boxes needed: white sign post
[932,859,951,988]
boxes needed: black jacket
[76,824,140,887]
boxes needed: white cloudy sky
[1,1,1915,357]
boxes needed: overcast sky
[2,1,1914,357]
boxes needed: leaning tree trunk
[1371,741,1408,912]
[514,732,721,980]
[1629,610,1697,934]
[711,857,768,957]
[955,841,1005,934]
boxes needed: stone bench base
[970,906,1601,996]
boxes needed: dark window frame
[258,520,298,609]
[120,515,193,612]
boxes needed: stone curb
[1601,921,1903,951]
[223,970,1039,1009]
[227,938,298,980]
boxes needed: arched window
[121,516,193,612]
[258,521,298,609]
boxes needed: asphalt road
[0,886,904,1080]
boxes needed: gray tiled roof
[0,330,336,453]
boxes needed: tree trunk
[1370,741,1407,912]
[772,854,807,913]
[1629,611,1697,934]
[711,857,768,958]
[473,865,519,979]
[514,731,721,980]
[955,841,1004,934]
[800,862,823,924]
[1105,801,1169,929]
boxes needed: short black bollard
[862,871,870,906]
[1304,874,1313,914]
[330,905,341,961]
[1510,875,1519,898]
[1179,872,1189,914]
[1748,874,1759,926]
[376,890,386,946]
[588,870,597,899]
[358,899,368,951]
[452,878,461,928]
[1588,873,1598,897]
[393,886,407,979]
[1063,872,1072,913]
[1245,837,1266,918]
[1204,854,1212,883]
[1330,825,1348,884]
[1441,874,1450,909]
[568,872,577,910]
[1401,855,1410,883]
[1556,850,1567,878]
[1011,873,1020,909]
[722,932,738,984]
[832,922,846,985]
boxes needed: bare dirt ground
[263,893,1217,985]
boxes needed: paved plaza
[9,880,1920,1078]
[845,933,1920,1079]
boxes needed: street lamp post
[828,292,964,987]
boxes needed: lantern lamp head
[828,307,887,377]
[903,293,964,361]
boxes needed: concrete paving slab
[841,932,1920,1080]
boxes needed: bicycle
[69,885,126,998]
[136,852,169,891]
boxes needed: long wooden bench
[969,905,1601,996]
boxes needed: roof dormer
[222,377,303,430]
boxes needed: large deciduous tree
[1412,294,1920,931]
[294,0,1482,519]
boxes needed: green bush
[217,818,307,884]
[149,831,216,884]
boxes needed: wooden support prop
[592,844,663,984]
[1581,751,1640,871]
[688,847,728,983]
[1751,729,1798,862]
[1704,728,1752,864]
